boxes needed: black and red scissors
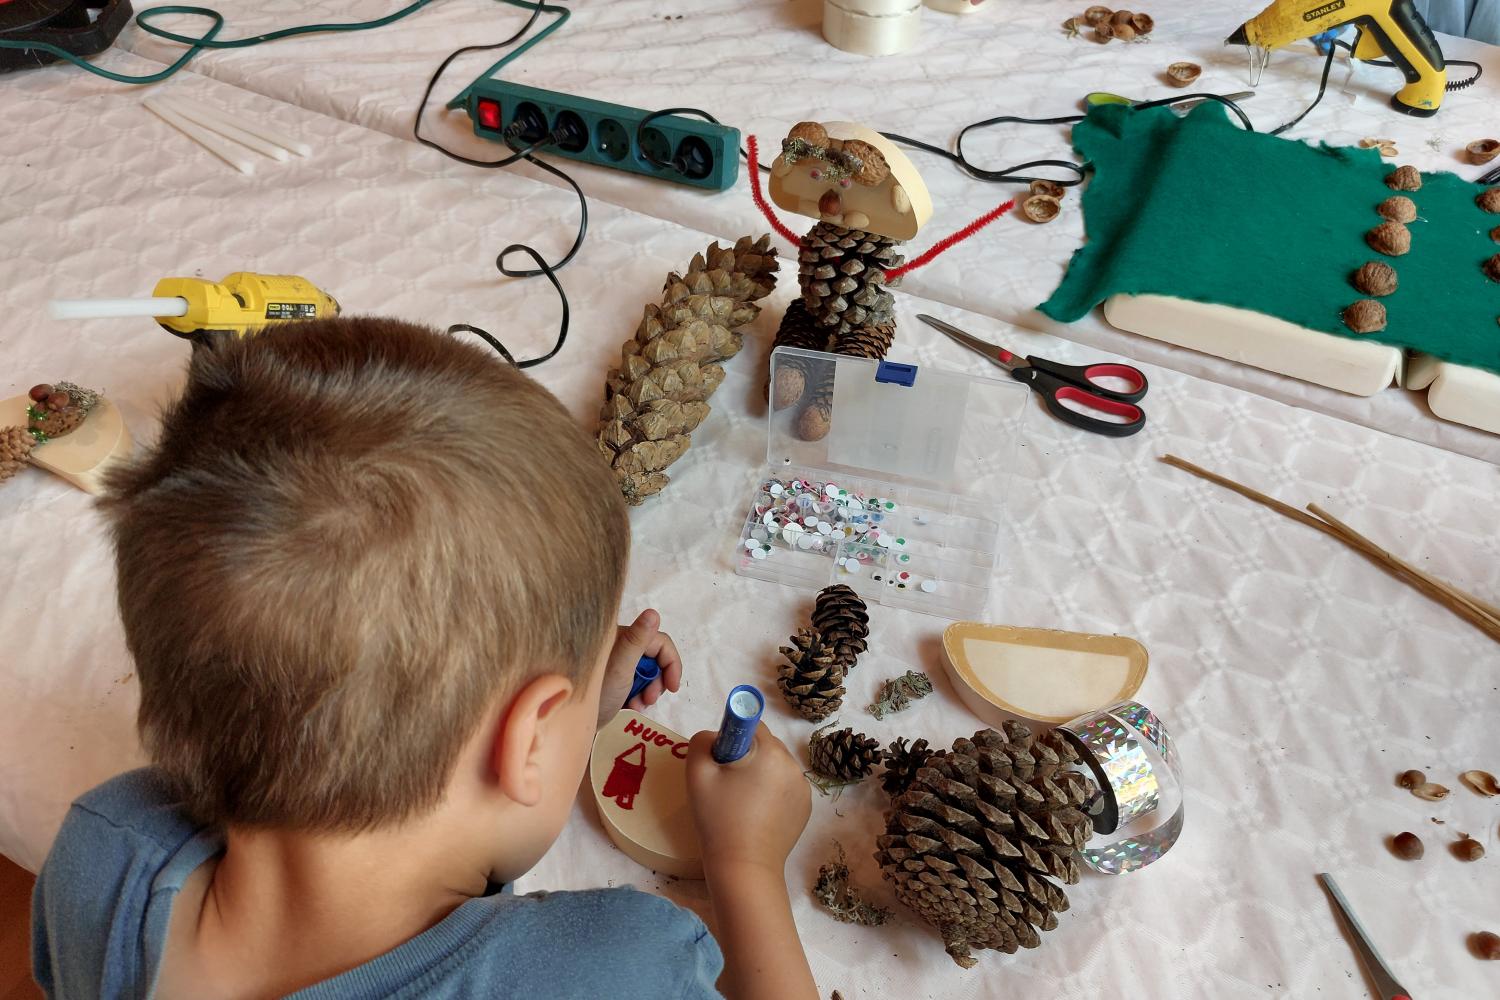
[917,314,1148,438]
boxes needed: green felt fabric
[1039,104,1500,375]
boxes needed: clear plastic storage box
[735,347,1028,620]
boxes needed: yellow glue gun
[1227,0,1447,116]
[150,273,340,339]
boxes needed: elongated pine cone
[768,299,831,409]
[811,584,869,671]
[799,222,902,336]
[778,627,845,722]
[0,425,36,484]
[880,737,935,797]
[598,236,778,505]
[809,726,882,782]
[875,721,1098,968]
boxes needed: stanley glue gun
[49,272,340,341]
[1227,0,1447,116]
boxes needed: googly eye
[839,178,851,189]
[809,168,822,180]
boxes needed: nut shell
[1397,769,1426,789]
[1412,781,1450,801]
[1113,22,1137,41]
[1385,165,1422,191]
[1342,299,1386,334]
[1480,188,1500,213]
[1459,770,1499,797]
[1130,12,1153,33]
[1110,9,1134,26]
[1029,179,1066,200]
[1366,221,1411,256]
[1021,194,1062,224]
[1467,139,1500,165]
[1093,21,1115,41]
[1083,5,1113,25]
[1166,62,1201,87]
[1352,261,1397,297]
[1391,832,1424,860]
[1376,195,1416,223]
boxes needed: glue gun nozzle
[1225,24,1250,46]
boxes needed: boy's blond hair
[100,317,629,831]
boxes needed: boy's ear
[492,674,576,807]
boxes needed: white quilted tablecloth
[3,39,1500,1000]
[117,0,1500,461]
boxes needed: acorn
[1377,196,1416,223]
[1343,300,1386,334]
[1475,187,1500,213]
[1385,165,1422,191]
[1467,139,1500,165]
[1366,221,1411,256]
[1094,21,1115,41]
[1453,837,1485,862]
[1485,255,1500,283]
[1113,22,1137,41]
[1397,769,1426,789]
[1352,261,1397,297]
[1475,931,1500,960]
[1083,5,1113,25]
[1029,179,1066,200]
[1021,194,1062,224]
[1165,62,1201,87]
[1391,832,1424,860]
[1130,12,1154,34]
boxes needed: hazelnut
[1353,261,1397,297]
[1021,194,1062,224]
[1397,769,1426,789]
[28,384,52,402]
[1474,931,1500,961]
[1343,299,1387,334]
[1467,139,1500,165]
[1113,22,1137,41]
[1391,831,1424,860]
[1111,9,1135,26]
[1028,179,1066,200]
[1366,221,1411,256]
[1453,837,1485,862]
[1083,5,1113,25]
[1094,21,1115,41]
[1476,187,1500,213]
[1165,62,1201,88]
[1385,165,1422,191]
[1377,196,1416,223]
[1485,255,1500,283]
[1130,12,1154,34]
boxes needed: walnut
[1366,221,1411,256]
[1377,196,1416,223]
[1385,165,1422,191]
[1165,62,1201,87]
[1484,255,1500,283]
[1479,187,1500,213]
[1467,139,1500,165]
[1353,261,1397,296]
[1021,194,1061,223]
[1343,299,1387,334]
[1029,179,1066,200]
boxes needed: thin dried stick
[1307,503,1500,625]
[1161,455,1500,643]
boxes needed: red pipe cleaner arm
[745,135,803,247]
[882,199,1015,281]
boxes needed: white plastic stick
[159,96,291,162]
[143,98,257,175]
[49,297,190,320]
[169,94,312,158]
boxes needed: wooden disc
[590,710,703,879]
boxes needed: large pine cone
[875,722,1097,968]
[598,236,778,505]
[0,425,35,484]
[880,737,935,797]
[777,627,845,722]
[799,222,902,336]
[811,584,869,671]
[809,726,881,782]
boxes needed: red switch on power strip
[476,98,502,131]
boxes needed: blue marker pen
[625,655,660,706]
[711,685,765,764]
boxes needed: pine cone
[880,737,935,797]
[811,584,869,671]
[598,236,779,505]
[777,627,845,722]
[799,222,902,336]
[767,299,831,409]
[0,425,36,484]
[809,726,882,782]
[875,722,1097,968]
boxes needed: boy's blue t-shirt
[32,769,724,999]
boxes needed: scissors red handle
[1024,355,1149,403]
[1015,367,1147,437]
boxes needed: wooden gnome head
[769,121,933,241]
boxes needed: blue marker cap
[711,684,765,764]
[625,655,660,706]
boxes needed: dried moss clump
[1343,300,1387,334]
[1385,165,1422,191]
[1366,221,1411,256]
[1352,261,1398,296]
[1377,196,1416,223]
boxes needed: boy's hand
[609,609,682,713]
[685,725,811,874]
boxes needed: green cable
[0,0,566,92]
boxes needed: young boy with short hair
[31,317,817,999]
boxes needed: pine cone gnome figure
[764,122,933,440]
[875,721,1098,968]
[2,382,103,487]
[598,237,778,505]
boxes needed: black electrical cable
[412,0,581,368]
